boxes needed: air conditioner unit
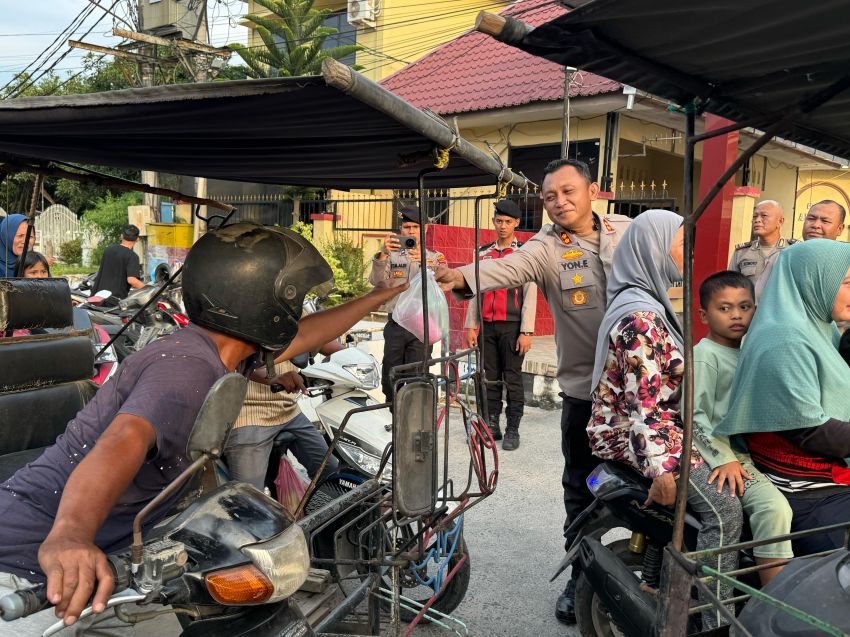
[348,0,377,28]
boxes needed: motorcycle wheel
[305,476,471,623]
[575,539,643,637]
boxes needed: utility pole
[67,1,229,239]
[138,53,159,214]
[193,2,209,242]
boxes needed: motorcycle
[0,373,384,637]
[562,462,850,637]
[297,345,391,480]
[82,283,188,360]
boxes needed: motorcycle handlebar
[0,556,130,622]
[0,583,47,622]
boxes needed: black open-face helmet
[182,223,333,352]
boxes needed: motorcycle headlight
[342,361,380,390]
[337,441,392,481]
[209,524,310,604]
[586,464,630,498]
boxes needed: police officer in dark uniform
[464,199,537,450]
[369,205,446,402]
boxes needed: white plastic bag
[393,269,449,345]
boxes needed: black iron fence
[331,187,543,233]
[214,183,675,231]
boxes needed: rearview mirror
[186,372,248,461]
[392,377,438,517]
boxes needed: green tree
[58,238,83,265]
[230,0,361,78]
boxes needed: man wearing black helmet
[369,205,447,402]
[464,200,537,451]
[0,223,406,633]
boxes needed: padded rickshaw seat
[0,333,94,393]
[0,278,73,331]
[0,279,99,481]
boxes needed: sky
[0,0,248,91]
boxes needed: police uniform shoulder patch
[602,217,615,234]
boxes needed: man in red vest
[464,200,537,450]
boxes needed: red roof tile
[381,1,621,115]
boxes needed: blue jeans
[223,412,338,489]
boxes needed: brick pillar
[728,186,760,263]
[692,115,739,340]
[310,213,338,244]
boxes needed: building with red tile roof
[381,1,620,115]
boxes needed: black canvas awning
[490,0,850,161]
[0,60,530,190]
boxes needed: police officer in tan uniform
[370,205,447,402]
[729,200,796,287]
[436,159,630,624]
[755,199,846,302]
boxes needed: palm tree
[229,0,361,78]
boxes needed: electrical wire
[0,4,96,96]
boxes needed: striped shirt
[234,360,301,429]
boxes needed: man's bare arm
[277,284,407,361]
[39,414,156,625]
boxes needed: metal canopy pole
[672,105,696,551]
[418,168,441,370]
[322,58,531,191]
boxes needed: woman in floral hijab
[588,210,742,629]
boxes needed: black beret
[399,205,421,224]
[493,199,521,219]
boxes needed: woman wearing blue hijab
[0,214,32,277]
[716,239,850,554]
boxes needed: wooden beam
[474,11,533,43]
[321,58,535,190]
[112,27,232,58]
[1,160,234,213]
[68,40,163,65]
[474,11,507,37]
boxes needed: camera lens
[403,237,416,249]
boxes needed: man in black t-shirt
[92,224,145,300]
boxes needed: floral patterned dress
[589,311,702,478]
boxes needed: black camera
[393,234,417,250]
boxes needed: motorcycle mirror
[392,377,438,517]
[186,372,248,461]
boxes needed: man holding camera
[370,205,446,402]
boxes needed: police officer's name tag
[559,269,596,310]
[739,260,758,275]
[391,261,408,278]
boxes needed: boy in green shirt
[694,271,792,584]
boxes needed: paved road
[416,405,581,637]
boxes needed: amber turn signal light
[205,564,275,605]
